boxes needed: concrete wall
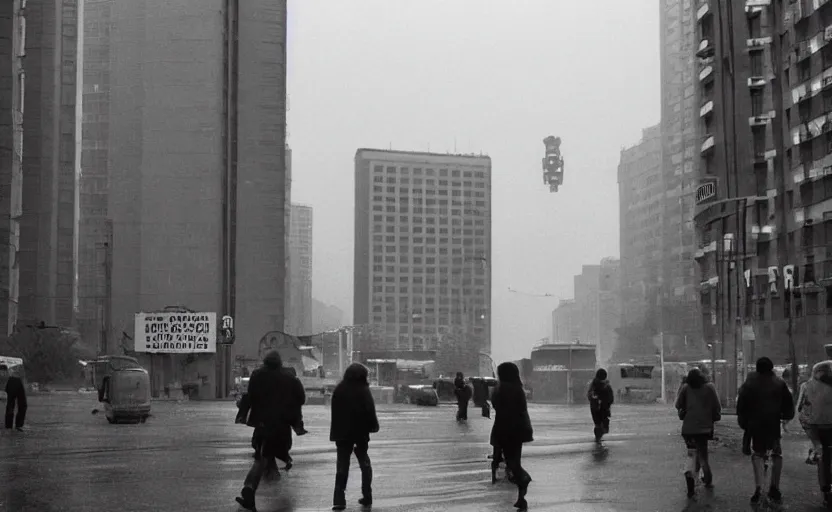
[0,0,24,336]
[19,0,78,328]
[108,0,225,346]
[233,0,288,360]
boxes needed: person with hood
[235,350,306,511]
[454,372,472,421]
[330,363,379,511]
[490,362,533,511]
[802,360,832,507]
[587,368,614,443]
[1,364,26,431]
[236,364,307,472]
[736,356,795,505]
[796,376,822,465]
[675,367,721,498]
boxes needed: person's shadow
[591,443,609,463]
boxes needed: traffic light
[542,136,564,192]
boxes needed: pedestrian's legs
[806,424,823,463]
[354,440,373,504]
[14,393,26,429]
[5,393,16,429]
[696,436,713,486]
[683,436,697,497]
[591,409,603,442]
[332,441,353,509]
[459,402,468,421]
[769,439,784,492]
[236,434,272,511]
[502,442,530,510]
[491,445,503,484]
[816,428,832,495]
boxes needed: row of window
[372,285,486,296]
[373,227,486,236]
[372,214,485,226]
[373,165,487,180]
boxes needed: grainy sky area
[287,0,661,364]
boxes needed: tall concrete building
[77,0,112,354]
[286,203,313,335]
[19,0,79,328]
[573,259,621,366]
[551,299,579,343]
[0,0,26,335]
[353,149,492,375]
[659,0,702,350]
[618,124,663,331]
[691,1,832,373]
[108,0,288,397]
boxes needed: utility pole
[659,331,666,404]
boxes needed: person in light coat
[675,368,721,498]
[803,360,832,508]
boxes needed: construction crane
[542,136,565,192]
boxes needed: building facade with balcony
[353,149,492,376]
[660,0,703,351]
[693,0,832,373]
[775,0,832,365]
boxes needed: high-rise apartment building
[19,0,79,327]
[573,259,620,365]
[0,0,26,335]
[353,149,492,375]
[552,299,579,343]
[287,203,313,335]
[618,124,663,332]
[107,0,288,397]
[77,0,112,354]
[692,0,832,372]
[660,0,702,350]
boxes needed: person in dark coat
[587,368,614,443]
[737,357,795,505]
[676,367,721,498]
[454,372,472,421]
[330,363,379,511]
[490,362,533,511]
[235,351,306,511]
[1,365,26,431]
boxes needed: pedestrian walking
[587,368,614,444]
[675,368,721,498]
[736,357,795,505]
[1,364,26,431]
[489,362,533,511]
[234,351,306,511]
[796,378,822,465]
[802,360,832,508]
[454,372,472,421]
[330,363,379,511]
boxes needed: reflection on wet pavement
[0,396,823,511]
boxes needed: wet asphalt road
[0,394,826,512]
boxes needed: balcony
[697,39,715,58]
[747,36,772,52]
[793,154,832,185]
[795,26,832,64]
[700,100,714,119]
[752,149,777,165]
[700,65,714,84]
[791,66,832,105]
[748,76,767,88]
[749,110,776,127]
[697,1,711,21]
[745,0,771,6]
[791,115,830,145]
[701,135,715,155]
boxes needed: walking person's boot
[235,487,256,512]
[513,472,531,510]
[491,460,499,485]
[332,473,348,511]
[358,456,373,507]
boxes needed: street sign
[219,315,235,345]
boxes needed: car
[397,384,439,406]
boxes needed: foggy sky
[286,0,660,363]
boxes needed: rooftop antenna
[454,137,457,153]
